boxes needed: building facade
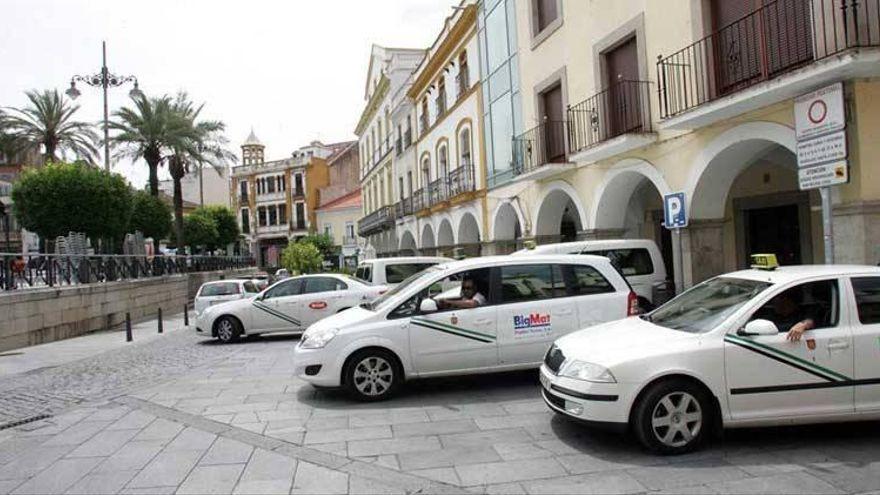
[157,166,231,208]
[315,141,363,267]
[491,0,880,289]
[230,131,344,267]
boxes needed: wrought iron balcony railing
[357,205,395,237]
[447,163,475,198]
[412,187,427,212]
[511,119,569,176]
[657,0,880,119]
[428,177,448,207]
[568,80,652,154]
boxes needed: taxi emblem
[451,316,459,325]
[806,339,816,351]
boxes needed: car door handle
[827,341,850,351]
[557,309,574,316]
[474,319,493,325]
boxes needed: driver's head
[461,277,477,299]
[772,292,798,316]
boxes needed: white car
[293,255,638,401]
[194,279,261,315]
[195,274,387,343]
[540,262,880,454]
[354,256,451,287]
[513,239,671,309]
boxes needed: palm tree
[109,94,190,196]
[3,89,99,165]
[168,93,235,250]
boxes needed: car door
[496,264,573,366]
[299,277,347,328]
[251,278,304,332]
[849,276,880,412]
[725,278,854,420]
[565,263,628,328]
[407,267,498,374]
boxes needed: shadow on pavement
[195,333,303,346]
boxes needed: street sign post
[795,82,848,264]
[663,192,687,294]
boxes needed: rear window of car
[385,263,436,284]
[200,282,240,297]
[566,265,615,295]
[355,265,372,283]
[243,282,259,294]
[500,265,554,304]
[581,248,654,276]
[853,277,880,325]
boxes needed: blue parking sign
[664,192,687,229]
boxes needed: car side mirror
[419,298,438,314]
[738,319,779,337]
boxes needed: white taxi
[195,274,387,343]
[540,260,880,454]
[293,255,638,401]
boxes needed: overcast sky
[0,0,453,187]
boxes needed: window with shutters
[530,0,562,47]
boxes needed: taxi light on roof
[750,254,779,270]
[524,240,537,250]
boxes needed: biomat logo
[513,313,552,337]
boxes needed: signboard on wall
[794,82,845,141]
[795,82,849,191]
[663,192,687,229]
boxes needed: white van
[293,255,637,400]
[354,256,451,287]
[513,239,671,309]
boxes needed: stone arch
[399,228,417,255]
[491,200,524,240]
[589,158,672,230]
[437,217,455,247]
[687,121,797,220]
[457,211,481,245]
[420,223,435,248]
[533,180,587,242]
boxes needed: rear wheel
[343,349,401,401]
[215,316,242,343]
[633,379,710,455]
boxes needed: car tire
[215,316,242,344]
[343,349,402,402]
[632,379,711,455]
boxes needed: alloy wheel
[650,391,703,448]
[352,356,393,396]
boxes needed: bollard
[184,304,189,326]
[158,307,163,334]
[125,312,132,342]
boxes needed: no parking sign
[664,192,687,229]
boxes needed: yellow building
[477,0,880,287]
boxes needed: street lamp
[67,41,142,171]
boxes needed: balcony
[357,205,395,237]
[342,235,358,247]
[456,70,470,102]
[657,0,880,128]
[447,163,476,198]
[395,197,414,219]
[567,80,656,163]
[428,177,448,207]
[435,93,447,117]
[256,223,288,236]
[509,120,575,181]
[412,187,428,213]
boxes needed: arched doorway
[535,184,586,244]
[492,202,523,254]
[437,218,455,257]
[420,224,436,256]
[457,212,481,257]
[399,229,417,256]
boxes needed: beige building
[316,141,363,267]
[157,167,230,209]
[476,0,880,288]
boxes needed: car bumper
[293,344,343,388]
[194,313,213,337]
[539,364,631,428]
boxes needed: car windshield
[199,282,241,297]
[647,277,772,333]
[361,266,444,311]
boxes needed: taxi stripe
[252,302,301,326]
[411,318,496,341]
[411,320,494,343]
[724,335,850,382]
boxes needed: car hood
[554,317,700,366]
[304,306,375,333]
[206,295,258,314]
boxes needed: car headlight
[300,328,339,349]
[559,360,616,383]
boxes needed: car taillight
[627,291,639,316]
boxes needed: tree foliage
[182,211,218,252]
[11,162,132,245]
[129,190,172,241]
[201,205,239,248]
[281,241,322,275]
[299,233,337,257]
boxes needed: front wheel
[343,349,401,401]
[632,379,711,455]
[215,316,242,343]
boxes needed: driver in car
[436,277,486,310]
[766,292,816,342]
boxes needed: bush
[129,190,172,242]
[281,241,322,274]
[183,212,218,252]
[11,162,132,250]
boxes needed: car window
[853,277,880,324]
[243,282,259,294]
[566,264,615,295]
[582,248,653,276]
[263,278,303,299]
[199,282,240,297]
[751,279,839,332]
[304,277,346,294]
[386,263,435,284]
[390,267,491,317]
[650,277,771,333]
[355,265,372,283]
[500,265,553,304]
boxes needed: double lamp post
[66,41,142,171]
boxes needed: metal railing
[428,177,448,206]
[357,205,395,237]
[568,80,653,154]
[447,163,476,198]
[511,120,569,176]
[657,0,880,119]
[0,253,255,291]
[395,197,414,218]
[412,187,427,212]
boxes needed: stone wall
[0,268,257,353]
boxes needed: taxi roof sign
[750,254,779,270]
